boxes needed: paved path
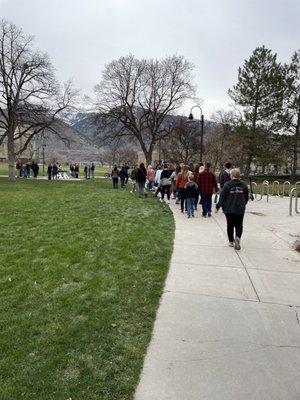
[135,196,300,400]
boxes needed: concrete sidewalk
[135,197,300,400]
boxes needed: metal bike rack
[281,181,291,197]
[289,187,300,216]
[271,180,280,196]
[250,182,258,200]
[294,181,300,192]
[256,182,269,202]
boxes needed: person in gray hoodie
[216,168,249,250]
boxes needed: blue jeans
[201,194,212,214]
[186,198,195,216]
[147,180,155,191]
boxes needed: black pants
[225,213,244,242]
[178,188,186,212]
[155,186,161,197]
[112,178,118,189]
[120,177,125,187]
[161,185,171,200]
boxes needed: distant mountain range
[35,117,103,163]
[35,111,216,163]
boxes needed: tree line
[1,18,299,181]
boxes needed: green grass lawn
[0,178,174,400]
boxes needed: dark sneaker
[208,213,211,217]
[234,237,241,250]
[192,214,195,218]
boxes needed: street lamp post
[188,105,204,163]
[41,131,46,176]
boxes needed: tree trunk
[144,150,152,167]
[244,155,253,177]
[291,110,300,180]
[139,139,153,167]
[7,130,16,182]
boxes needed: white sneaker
[229,242,234,247]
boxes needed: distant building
[0,127,37,163]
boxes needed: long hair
[181,165,189,181]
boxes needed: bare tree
[160,117,199,164]
[0,20,75,181]
[94,54,195,165]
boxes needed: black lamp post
[188,105,204,163]
[41,131,46,176]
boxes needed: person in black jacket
[160,163,173,203]
[47,163,52,180]
[185,175,198,218]
[219,162,231,188]
[216,168,249,250]
[119,165,127,188]
[32,162,39,178]
[136,163,147,197]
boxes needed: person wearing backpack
[216,168,249,250]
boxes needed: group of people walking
[111,163,130,189]
[16,161,39,178]
[117,161,248,250]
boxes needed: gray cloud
[0,0,299,117]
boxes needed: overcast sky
[0,0,299,117]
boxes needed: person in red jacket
[176,165,189,213]
[197,162,218,217]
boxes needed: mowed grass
[0,178,174,400]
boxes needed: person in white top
[154,165,163,197]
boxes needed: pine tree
[229,46,285,175]
[283,50,300,178]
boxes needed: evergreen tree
[283,50,300,178]
[229,46,284,175]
